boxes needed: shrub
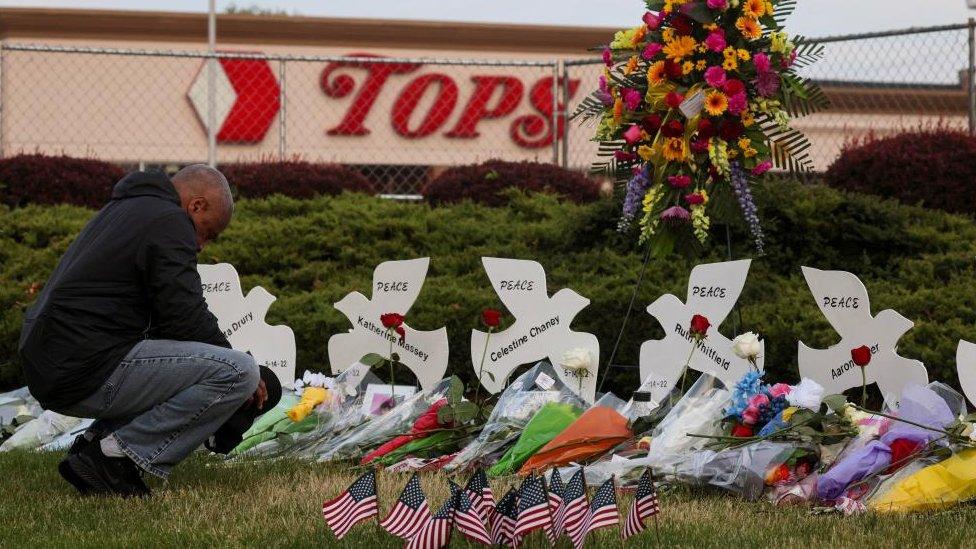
[0,154,125,209]
[220,160,375,199]
[3,183,976,399]
[824,126,976,214]
[423,160,602,206]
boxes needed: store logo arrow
[187,55,281,144]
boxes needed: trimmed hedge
[423,160,603,206]
[824,127,976,215]
[0,154,125,209]
[3,183,976,398]
[220,160,375,199]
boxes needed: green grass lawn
[2,451,975,548]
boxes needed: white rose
[731,332,762,360]
[560,348,593,375]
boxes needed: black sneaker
[57,434,95,494]
[61,440,151,498]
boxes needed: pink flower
[660,206,691,224]
[614,151,637,162]
[704,66,727,88]
[623,124,643,145]
[754,71,781,98]
[665,91,685,109]
[623,88,642,111]
[752,160,773,176]
[769,383,792,398]
[603,47,613,67]
[783,50,797,69]
[668,174,692,189]
[753,52,771,73]
[748,393,770,408]
[685,192,705,205]
[642,42,663,60]
[643,11,662,30]
[727,92,747,115]
[704,29,727,52]
[599,75,609,94]
[706,0,727,9]
[691,138,710,154]
[742,406,760,425]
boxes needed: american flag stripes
[450,481,492,545]
[571,477,620,549]
[560,468,589,545]
[321,469,379,540]
[407,495,454,549]
[491,488,519,547]
[464,469,496,522]
[380,473,431,540]
[622,468,661,540]
[513,474,552,539]
[546,469,565,543]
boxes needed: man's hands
[246,379,268,410]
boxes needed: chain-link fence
[1,22,975,194]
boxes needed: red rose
[722,79,745,97]
[395,325,406,343]
[641,113,663,134]
[731,423,754,437]
[888,438,923,473]
[664,60,683,78]
[482,308,502,328]
[718,119,745,141]
[380,313,405,329]
[851,345,872,367]
[661,119,684,138]
[665,91,685,109]
[689,314,710,338]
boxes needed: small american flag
[491,488,519,547]
[450,481,491,545]
[571,477,620,549]
[464,468,496,522]
[622,468,660,540]
[560,468,589,545]
[546,469,565,543]
[407,495,454,549]
[380,473,431,540]
[513,474,552,539]
[321,469,378,540]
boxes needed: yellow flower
[698,189,710,205]
[625,55,639,75]
[737,48,751,61]
[738,137,752,150]
[662,28,676,43]
[704,90,728,116]
[723,57,739,71]
[770,31,788,53]
[638,145,655,161]
[728,148,739,158]
[663,137,690,162]
[647,61,668,86]
[723,47,737,59]
[764,1,775,16]
[703,23,718,31]
[744,147,758,158]
[741,111,756,127]
[682,61,694,75]
[696,59,708,71]
[663,0,688,13]
[743,0,766,18]
[736,17,762,40]
[663,35,697,61]
[781,407,798,422]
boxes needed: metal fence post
[561,60,570,169]
[206,1,217,167]
[969,18,975,135]
[551,61,560,165]
[0,43,4,159]
[278,59,287,159]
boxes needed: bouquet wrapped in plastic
[445,362,585,473]
[489,400,586,477]
[646,373,731,471]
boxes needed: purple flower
[706,0,727,9]
[642,42,663,61]
[623,88,643,111]
[661,206,691,224]
[731,161,765,254]
[621,165,651,227]
[753,71,781,98]
[603,47,613,67]
[753,52,772,73]
[704,29,727,52]
[599,75,609,94]
[704,66,727,88]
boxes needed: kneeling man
[19,165,275,497]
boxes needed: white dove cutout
[797,266,928,408]
[198,263,297,389]
[327,257,449,391]
[639,259,762,404]
[956,340,976,408]
[470,257,599,402]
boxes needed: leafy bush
[3,183,976,400]
[423,160,603,206]
[824,127,976,214]
[220,160,375,199]
[0,154,125,209]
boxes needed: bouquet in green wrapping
[488,401,585,477]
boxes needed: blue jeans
[56,339,259,478]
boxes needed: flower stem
[679,338,698,394]
[860,367,867,408]
[474,328,493,417]
[388,328,395,405]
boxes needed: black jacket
[19,171,230,410]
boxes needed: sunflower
[682,61,695,75]
[704,90,729,116]
[743,0,766,18]
[647,60,668,85]
[737,48,751,61]
[663,137,690,162]
[723,57,739,71]
[663,35,697,61]
[736,17,762,40]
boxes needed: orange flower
[663,137,690,162]
[625,55,639,75]
[743,0,766,18]
[663,35,697,61]
[633,24,648,46]
[647,60,667,85]
[704,90,728,116]
[736,17,762,40]
[613,97,624,123]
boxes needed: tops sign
[189,52,580,148]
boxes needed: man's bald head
[171,164,233,250]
